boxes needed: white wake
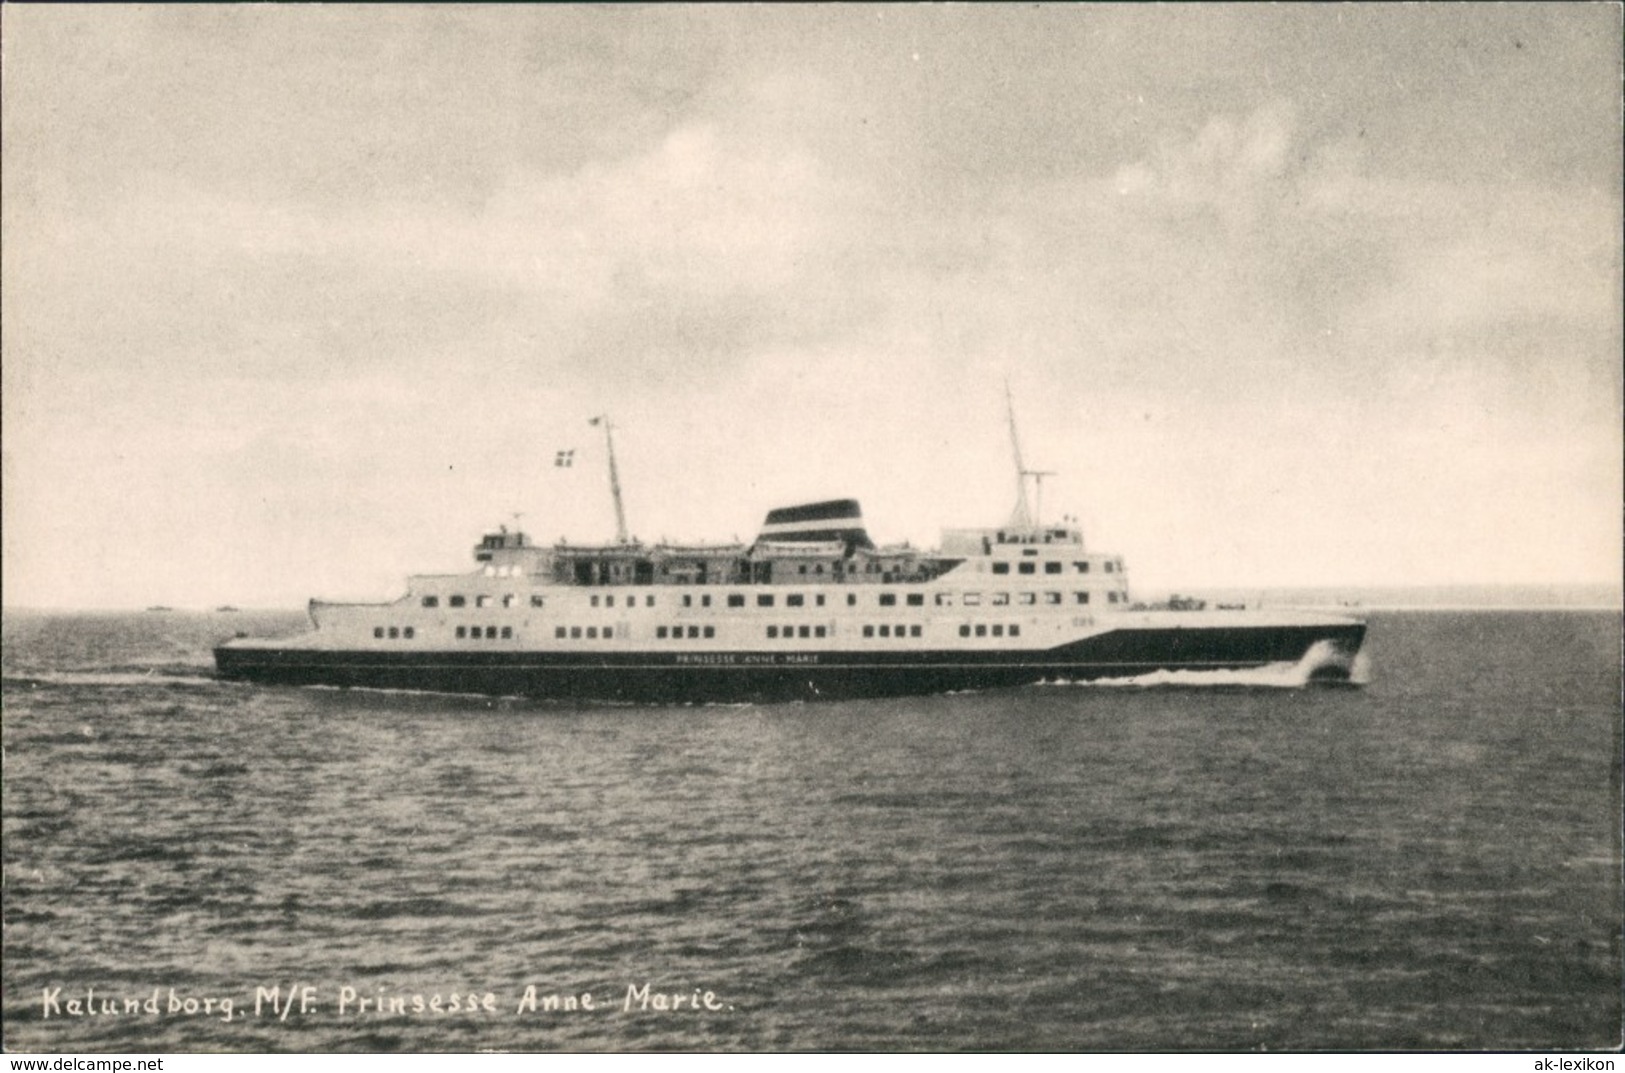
[1036,640,1366,689]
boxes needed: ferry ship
[215,406,1366,702]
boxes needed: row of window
[766,625,830,639]
[853,624,1023,639]
[996,529,1074,544]
[424,594,546,609]
[958,624,1022,638]
[779,561,907,574]
[738,592,838,608]
[991,560,1116,576]
[594,594,654,608]
[656,625,718,639]
[379,615,1091,643]
[554,626,616,640]
[861,624,926,638]
[456,625,513,639]
[926,591,1122,606]
[417,589,1124,616]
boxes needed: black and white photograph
[2,2,1620,1056]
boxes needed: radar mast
[1005,382,1054,529]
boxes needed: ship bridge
[940,524,1083,556]
[471,527,551,576]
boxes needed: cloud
[1114,100,1299,213]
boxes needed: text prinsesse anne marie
[41,983,730,1023]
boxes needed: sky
[3,4,1620,609]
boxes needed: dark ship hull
[214,620,1365,704]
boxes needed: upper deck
[460,515,1117,593]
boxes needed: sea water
[2,609,1619,1051]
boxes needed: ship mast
[592,414,631,544]
[1005,383,1053,529]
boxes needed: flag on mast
[554,449,574,467]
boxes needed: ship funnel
[756,499,874,552]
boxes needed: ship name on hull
[674,653,820,666]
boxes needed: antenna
[1005,382,1054,528]
[1005,380,1031,527]
[591,415,631,544]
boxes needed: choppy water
[2,609,1619,1052]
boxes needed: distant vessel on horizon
[145,606,174,613]
[215,398,1366,702]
